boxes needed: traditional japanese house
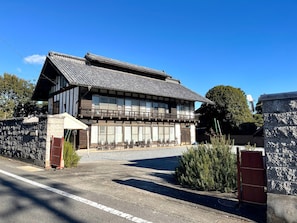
[32,52,213,149]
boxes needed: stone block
[268,179,296,195]
[292,182,297,194]
[263,98,297,113]
[267,167,296,184]
[266,152,297,167]
[29,154,35,160]
[264,112,297,127]
[272,126,297,139]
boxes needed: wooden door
[50,136,64,169]
[78,130,88,149]
[181,126,191,145]
[237,150,267,205]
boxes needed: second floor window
[60,76,68,88]
[177,103,194,119]
[92,95,117,110]
[92,94,194,117]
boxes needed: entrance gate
[237,148,267,205]
[181,126,191,145]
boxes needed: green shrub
[175,136,237,192]
[63,141,81,168]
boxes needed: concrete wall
[0,115,64,168]
[260,92,297,223]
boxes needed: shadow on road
[0,176,84,223]
[119,156,266,223]
[126,156,180,171]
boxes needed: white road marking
[0,169,152,223]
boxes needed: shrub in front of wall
[175,136,237,192]
[63,141,81,168]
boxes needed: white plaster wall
[91,125,99,144]
[175,123,181,145]
[73,87,79,116]
[190,124,196,144]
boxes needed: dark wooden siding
[78,130,88,149]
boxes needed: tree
[197,85,255,134]
[0,73,44,119]
[253,100,264,128]
[13,100,48,117]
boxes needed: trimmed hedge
[175,136,237,192]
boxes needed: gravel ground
[76,145,264,163]
[77,146,189,163]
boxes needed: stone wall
[260,92,297,223]
[0,114,75,168]
[0,116,47,167]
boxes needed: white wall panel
[66,90,69,113]
[175,124,181,145]
[73,87,79,116]
[190,124,196,144]
[91,125,98,144]
[69,88,73,115]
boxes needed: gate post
[260,92,297,222]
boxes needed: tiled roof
[33,51,213,104]
[85,52,171,79]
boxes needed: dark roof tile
[36,52,213,104]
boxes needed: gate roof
[53,113,88,130]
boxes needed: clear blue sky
[1,0,296,105]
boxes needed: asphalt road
[0,147,266,223]
[0,168,126,223]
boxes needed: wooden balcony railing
[79,108,199,122]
